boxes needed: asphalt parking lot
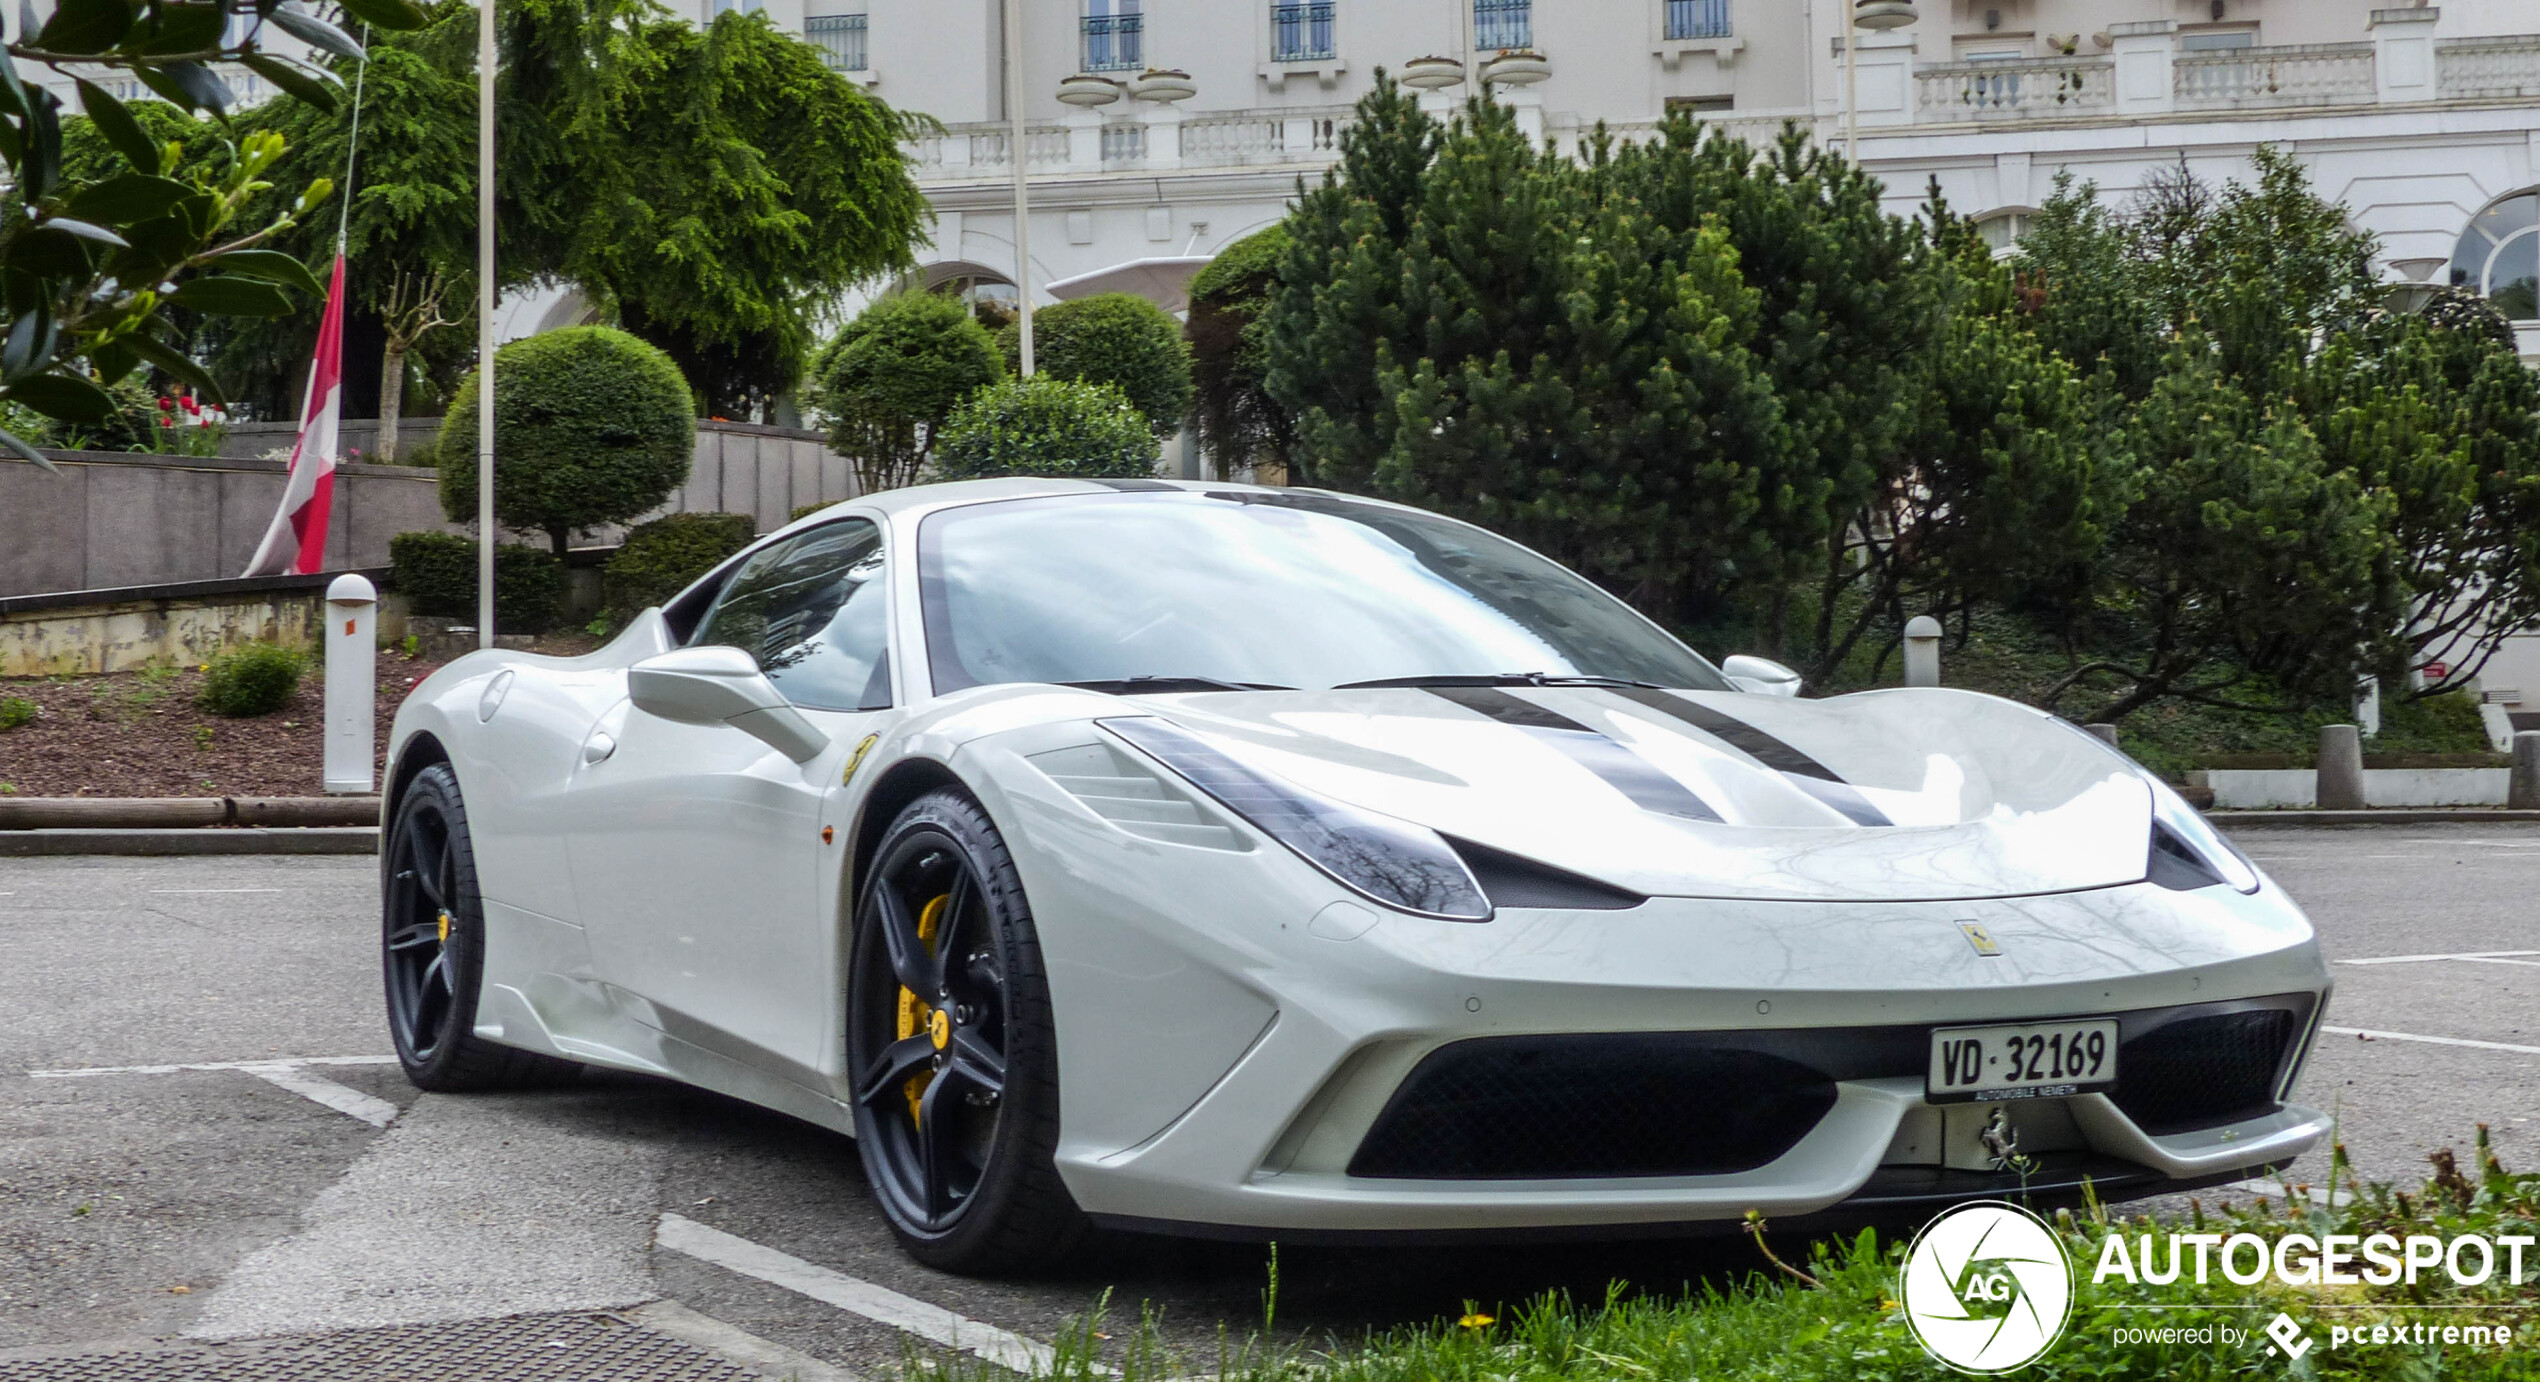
[0,824,2533,1376]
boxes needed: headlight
[2146,775,2261,894]
[1100,717,1492,921]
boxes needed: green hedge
[389,531,566,633]
[602,512,758,619]
[436,327,697,555]
[934,376,1161,481]
[997,293,1193,438]
[196,643,305,717]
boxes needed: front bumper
[1041,883,2330,1235]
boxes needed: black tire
[846,788,1086,1274]
[382,763,579,1091]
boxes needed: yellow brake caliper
[895,894,950,1124]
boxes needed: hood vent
[1028,741,1247,851]
[1445,837,1644,911]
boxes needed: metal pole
[1842,9,1858,165]
[1004,0,1033,375]
[476,0,497,648]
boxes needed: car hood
[1123,686,2154,903]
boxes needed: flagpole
[476,0,496,649]
[338,26,367,255]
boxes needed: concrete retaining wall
[2197,768,2512,809]
[0,451,450,599]
[1,422,856,602]
[0,573,351,676]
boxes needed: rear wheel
[383,763,577,1091]
[846,789,1085,1273]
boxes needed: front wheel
[846,789,1085,1273]
[382,763,577,1091]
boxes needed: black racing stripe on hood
[1425,687,1723,823]
[1603,688,1893,827]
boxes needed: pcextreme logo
[1900,1202,2075,1374]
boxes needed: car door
[565,518,896,1079]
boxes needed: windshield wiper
[1060,676,1294,694]
[1334,673,1670,690]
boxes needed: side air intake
[1445,837,1644,910]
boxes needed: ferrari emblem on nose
[1959,922,2001,957]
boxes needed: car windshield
[916,491,1733,694]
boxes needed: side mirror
[629,646,830,763]
[1721,654,1804,698]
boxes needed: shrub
[791,501,840,523]
[997,293,1193,438]
[1186,225,1295,479]
[934,377,1161,481]
[811,292,1004,494]
[602,512,758,619]
[436,327,698,556]
[196,643,306,718]
[0,694,35,730]
[389,531,567,632]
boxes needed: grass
[935,1131,2537,1382]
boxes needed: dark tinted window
[691,519,891,711]
[918,492,1730,693]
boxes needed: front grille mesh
[1348,1035,1837,1180]
[2110,1009,2296,1134]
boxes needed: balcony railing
[1271,1,1335,62]
[804,14,868,72]
[2173,41,2375,109]
[1081,12,1143,72]
[1663,0,1729,42]
[2437,35,2540,101]
[908,108,1356,178]
[1474,0,1529,52]
[1916,55,2112,120]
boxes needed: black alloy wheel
[381,763,576,1091]
[847,789,1083,1273]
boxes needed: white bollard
[323,573,378,795]
[1903,615,1944,688]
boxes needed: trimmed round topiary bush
[812,292,1005,494]
[196,643,306,718]
[603,512,759,619]
[389,531,567,632]
[437,326,698,556]
[934,377,1162,481]
[996,293,1193,438]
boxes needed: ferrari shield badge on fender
[842,734,880,786]
[1960,922,2003,957]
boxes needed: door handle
[582,732,617,765]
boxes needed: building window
[1664,0,1729,41]
[1474,0,1529,52]
[1083,0,1143,73]
[1975,210,2033,259]
[1664,95,1732,115]
[806,14,869,71]
[1271,1,1335,62]
[2452,191,2539,322]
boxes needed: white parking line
[27,1054,399,1078]
[655,1213,1066,1374]
[239,1063,400,1128]
[2322,1026,2540,1056]
[148,888,286,894]
[2340,950,2540,967]
[2222,1178,2355,1208]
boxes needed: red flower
[178,394,199,415]
[157,395,175,412]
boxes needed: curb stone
[0,827,378,856]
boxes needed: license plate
[1927,1019,2118,1103]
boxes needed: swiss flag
[243,254,348,577]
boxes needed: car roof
[770,476,1385,536]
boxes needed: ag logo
[1900,1201,2073,1374]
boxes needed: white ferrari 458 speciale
[380,478,2332,1272]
